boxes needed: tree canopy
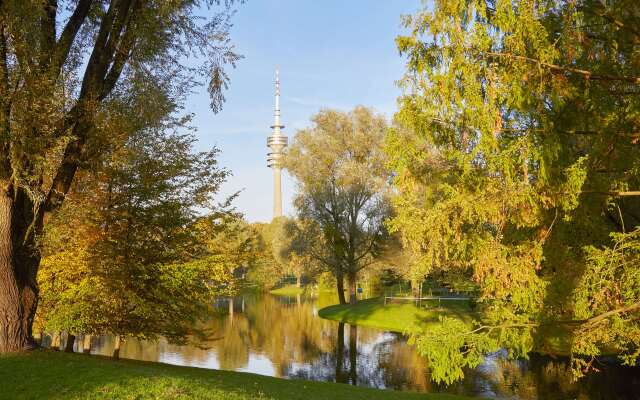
[387,0,640,383]
[284,106,392,304]
[36,116,237,354]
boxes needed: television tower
[267,67,287,218]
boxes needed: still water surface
[81,292,639,400]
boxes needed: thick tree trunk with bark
[112,335,122,359]
[336,272,346,305]
[347,272,357,305]
[0,188,40,353]
[64,333,76,353]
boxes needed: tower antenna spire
[267,67,287,219]
[273,66,283,134]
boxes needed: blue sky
[190,0,421,222]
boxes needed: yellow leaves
[285,107,389,194]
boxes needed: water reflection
[81,292,639,400]
[333,322,358,385]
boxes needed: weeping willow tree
[387,0,640,383]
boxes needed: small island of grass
[269,284,306,296]
[318,297,475,333]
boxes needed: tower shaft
[273,167,282,217]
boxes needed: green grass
[318,297,475,333]
[269,284,305,296]
[0,351,472,400]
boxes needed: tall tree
[388,0,640,382]
[0,0,240,351]
[284,107,391,304]
[37,119,236,357]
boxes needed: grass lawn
[269,284,305,296]
[318,297,475,333]
[0,351,474,400]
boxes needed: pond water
[74,292,639,400]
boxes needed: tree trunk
[77,334,84,352]
[336,273,347,305]
[112,335,122,360]
[51,332,61,351]
[0,187,40,353]
[64,333,76,353]
[411,279,421,306]
[347,272,357,305]
[296,274,301,288]
[82,334,92,354]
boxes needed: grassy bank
[0,351,473,400]
[318,297,475,333]
[269,284,305,296]
[318,297,575,356]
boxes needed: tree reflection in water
[335,322,345,384]
[332,323,359,386]
[86,292,640,400]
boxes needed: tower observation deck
[267,68,287,218]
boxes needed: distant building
[267,68,287,219]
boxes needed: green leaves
[572,228,640,375]
[36,116,237,344]
[389,0,640,383]
[409,317,497,385]
[557,156,588,218]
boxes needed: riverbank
[0,351,472,400]
[318,297,475,333]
